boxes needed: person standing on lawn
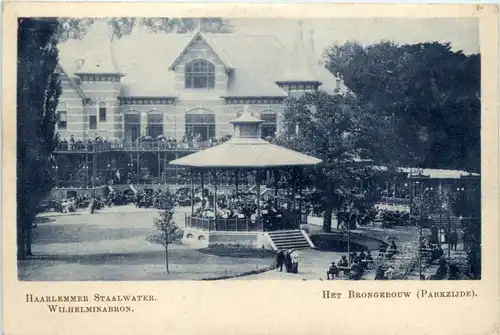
[275,250,285,272]
[290,250,299,273]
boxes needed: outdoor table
[337,266,352,275]
[361,259,374,268]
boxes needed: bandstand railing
[185,215,263,232]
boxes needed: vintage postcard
[2,2,499,335]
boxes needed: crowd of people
[336,206,378,229]
[327,250,375,280]
[191,192,301,231]
[50,194,106,214]
[275,249,300,274]
[56,134,234,152]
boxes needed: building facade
[53,21,347,190]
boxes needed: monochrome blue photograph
[17,17,481,281]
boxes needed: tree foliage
[412,186,451,225]
[56,17,233,42]
[17,18,61,259]
[276,91,381,231]
[146,188,183,273]
[324,41,480,172]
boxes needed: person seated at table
[358,251,367,261]
[349,260,364,280]
[387,241,398,259]
[378,243,387,256]
[390,240,398,250]
[384,265,396,280]
[375,265,386,280]
[447,263,460,280]
[428,256,448,280]
[327,262,339,279]
[365,251,373,262]
[419,239,426,250]
[338,255,348,267]
[349,252,358,264]
[429,246,444,264]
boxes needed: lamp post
[107,163,111,184]
[442,200,449,257]
[83,165,89,189]
[127,162,133,183]
[53,163,59,188]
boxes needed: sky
[231,18,479,56]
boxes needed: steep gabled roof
[56,64,91,102]
[168,31,233,71]
[57,20,348,98]
[69,21,125,76]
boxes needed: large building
[53,20,347,191]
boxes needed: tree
[146,189,183,273]
[17,18,61,259]
[324,41,481,172]
[277,91,383,232]
[412,186,452,227]
[56,17,233,42]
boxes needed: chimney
[75,59,85,70]
[335,72,341,92]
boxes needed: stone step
[270,235,305,240]
[268,230,313,251]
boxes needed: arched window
[124,113,140,142]
[260,111,277,138]
[57,109,67,129]
[89,104,97,130]
[147,113,163,139]
[185,60,215,89]
[185,109,215,141]
[99,102,106,121]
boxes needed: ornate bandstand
[169,106,322,249]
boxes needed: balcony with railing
[55,140,218,153]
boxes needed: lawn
[18,205,275,281]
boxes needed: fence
[185,215,263,232]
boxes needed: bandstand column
[190,168,194,216]
[164,153,168,185]
[200,170,205,195]
[213,170,218,218]
[136,152,140,176]
[85,153,89,189]
[298,168,303,229]
[290,168,297,211]
[235,169,239,197]
[157,152,161,181]
[256,170,262,231]
[92,153,97,197]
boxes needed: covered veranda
[169,106,322,248]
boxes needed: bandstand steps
[108,185,131,193]
[114,185,132,192]
[267,230,314,251]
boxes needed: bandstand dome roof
[169,107,322,169]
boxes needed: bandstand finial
[243,104,252,115]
